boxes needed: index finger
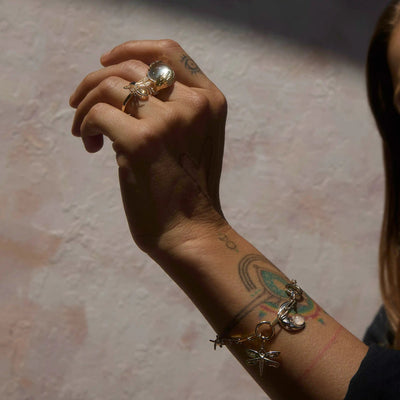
[100,39,214,89]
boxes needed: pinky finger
[83,135,104,153]
[80,103,137,152]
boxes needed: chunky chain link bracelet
[210,280,305,376]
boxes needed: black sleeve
[344,345,400,399]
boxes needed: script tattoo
[218,233,239,253]
[179,135,212,202]
[220,254,325,336]
[180,54,202,75]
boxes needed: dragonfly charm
[246,349,280,376]
[210,280,305,378]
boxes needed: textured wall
[1,0,385,399]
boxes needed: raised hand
[70,40,228,255]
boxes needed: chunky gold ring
[122,61,175,113]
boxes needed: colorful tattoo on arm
[220,253,326,336]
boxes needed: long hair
[367,0,400,349]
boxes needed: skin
[70,39,368,400]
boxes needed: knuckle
[213,91,228,115]
[158,39,181,51]
[115,134,136,155]
[112,139,123,154]
[188,91,210,113]
[121,59,147,75]
[86,102,107,122]
[139,123,159,143]
[139,124,164,152]
[82,70,98,88]
[113,123,162,158]
[119,41,135,52]
[214,91,227,109]
[99,76,120,94]
[85,70,97,82]
[81,103,107,135]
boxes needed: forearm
[71,38,369,400]
[152,223,368,400]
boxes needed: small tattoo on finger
[181,54,202,75]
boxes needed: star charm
[210,336,224,350]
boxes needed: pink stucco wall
[1,1,383,398]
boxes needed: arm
[152,225,367,400]
[70,39,367,400]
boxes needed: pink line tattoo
[299,325,344,380]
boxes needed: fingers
[70,39,226,156]
[70,58,186,111]
[100,39,213,89]
[70,60,148,108]
[71,75,164,137]
[79,103,138,152]
[72,74,200,155]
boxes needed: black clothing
[344,345,400,399]
[363,306,394,348]
[344,307,399,399]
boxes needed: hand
[70,40,228,256]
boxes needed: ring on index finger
[122,60,175,113]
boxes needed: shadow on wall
[94,0,387,65]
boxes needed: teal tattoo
[258,269,314,315]
[220,254,325,336]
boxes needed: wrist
[151,210,232,262]
[155,212,232,259]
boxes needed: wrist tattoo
[218,233,239,253]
